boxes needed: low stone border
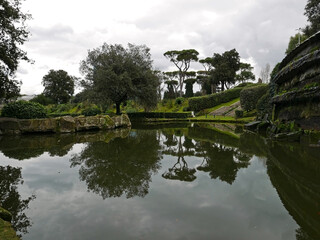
[0,114,131,135]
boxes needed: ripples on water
[0,123,319,240]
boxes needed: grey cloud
[132,0,307,72]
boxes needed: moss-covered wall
[272,32,320,130]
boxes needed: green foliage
[270,62,281,81]
[236,82,254,88]
[1,101,47,119]
[189,87,243,112]
[175,97,185,105]
[30,94,54,106]
[127,112,191,119]
[240,84,268,112]
[235,110,244,118]
[42,69,75,104]
[303,0,320,37]
[71,89,91,103]
[256,91,272,120]
[0,0,31,101]
[211,49,240,91]
[285,33,308,54]
[164,49,199,97]
[236,62,255,82]
[82,106,102,116]
[80,43,159,114]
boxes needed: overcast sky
[17,0,308,95]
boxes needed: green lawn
[192,115,255,123]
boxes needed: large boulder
[75,115,115,131]
[0,114,130,135]
[19,118,58,133]
[112,114,131,128]
[58,116,76,133]
[0,118,20,135]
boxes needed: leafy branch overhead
[0,0,32,101]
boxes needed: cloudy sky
[17,0,308,95]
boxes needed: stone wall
[0,114,131,135]
[271,31,320,130]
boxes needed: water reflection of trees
[162,133,196,182]
[196,142,251,184]
[0,166,35,236]
[70,130,162,199]
[160,125,251,183]
[0,130,130,160]
[265,142,320,240]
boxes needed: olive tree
[80,43,159,114]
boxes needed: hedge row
[48,113,82,118]
[188,87,243,111]
[127,112,192,119]
[256,91,272,120]
[240,84,268,112]
[1,101,47,119]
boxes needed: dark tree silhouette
[0,166,35,236]
[70,130,162,199]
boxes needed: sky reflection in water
[0,123,319,240]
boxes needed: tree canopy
[285,33,308,54]
[303,0,320,37]
[0,0,31,101]
[236,62,255,83]
[80,43,159,114]
[70,130,161,199]
[164,49,199,97]
[209,49,240,91]
[42,69,75,104]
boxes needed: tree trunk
[116,103,121,115]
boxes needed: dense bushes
[235,110,244,118]
[82,106,102,116]
[240,84,268,112]
[127,112,191,119]
[256,90,272,120]
[30,94,54,106]
[1,101,47,119]
[189,87,243,111]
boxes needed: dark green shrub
[235,110,244,118]
[1,101,47,119]
[189,87,243,111]
[256,91,272,120]
[240,84,268,112]
[48,113,81,117]
[82,106,101,116]
[56,103,73,113]
[183,107,191,112]
[236,82,254,88]
[30,94,54,106]
[175,97,184,105]
[194,91,202,97]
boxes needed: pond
[0,123,319,240]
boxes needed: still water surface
[0,123,319,240]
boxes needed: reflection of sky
[0,139,298,240]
